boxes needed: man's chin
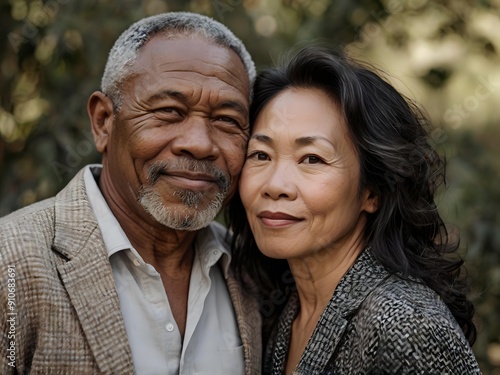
[138,189,223,231]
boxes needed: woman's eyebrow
[250,134,335,148]
[295,136,334,147]
[249,134,273,145]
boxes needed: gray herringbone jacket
[0,168,262,374]
[264,250,481,375]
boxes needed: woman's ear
[362,187,380,214]
[87,91,115,154]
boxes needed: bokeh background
[1,0,499,372]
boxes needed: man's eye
[215,116,239,126]
[158,107,181,115]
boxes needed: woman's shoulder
[357,275,458,332]
[365,275,447,313]
[344,275,480,373]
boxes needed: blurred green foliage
[1,0,499,372]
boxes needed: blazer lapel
[297,249,390,375]
[53,169,134,374]
[298,306,349,375]
[226,273,262,375]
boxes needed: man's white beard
[137,158,230,231]
[138,186,227,231]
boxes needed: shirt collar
[84,165,231,277]
[193,221,232,279]
[84,165,133,258]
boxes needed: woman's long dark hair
[227,46,476,345]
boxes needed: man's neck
[97,166,198,274]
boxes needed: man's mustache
[147,158,230,191]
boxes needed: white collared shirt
[84,165,244,375]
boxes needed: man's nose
[170,117,220,160]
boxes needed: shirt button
[133,258,141,267]
[166,323,174,332]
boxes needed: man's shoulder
[0,167,88,230]
[0,196,56,236]
[0,167,89,261]
[0,197,59,283]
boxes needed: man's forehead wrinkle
[146,89,189,103]
[131,38,248,96]
[201,53,248,87]
[153,66,246,88]
[139,73,246,102]
[155,55,247,87]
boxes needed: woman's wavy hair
[226,46,476,345]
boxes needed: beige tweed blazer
[0,168,262,374]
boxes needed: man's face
[102,36,250,230]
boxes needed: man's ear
[362,187,380,214]
[87,91,115,153]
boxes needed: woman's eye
[258,152,269,161]
[303,155,323,164]
[248,151,269,161]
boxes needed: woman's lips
[257,211,304,227]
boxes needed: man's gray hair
[101,12,256,110]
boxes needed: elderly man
[0,12,260,374]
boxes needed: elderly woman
[227,47,480,374]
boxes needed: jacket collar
[53,168,135,373]
[271,249,390,375]
[226,272,263,375]
[331,248,390,318]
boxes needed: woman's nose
[261,162,297,200]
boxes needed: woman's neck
[288,242,364,314]
[284,242,365,375]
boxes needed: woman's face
[240,88,378,261]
